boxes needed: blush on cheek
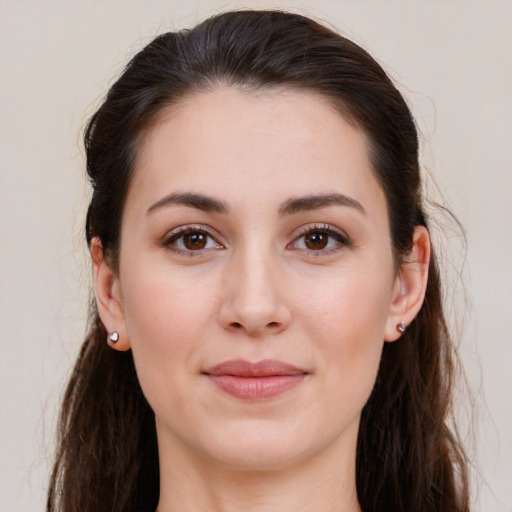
[305,281,388,398]
[129,338,189,423]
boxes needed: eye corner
[287,223,352,256]
[160,224,225,256]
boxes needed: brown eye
[304,232,328,250]
[288,225,351,255]
[164,227,223,254]
[183,232,208,250]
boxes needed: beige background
[1,1,511,510]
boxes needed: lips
[203,359,308,400]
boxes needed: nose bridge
[219,235,290,335]
[238,238,277,301]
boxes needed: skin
[93,87,430,512]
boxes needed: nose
[218,246,291,337]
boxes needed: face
[103,87,407,471]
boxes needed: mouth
[203,359,309,400]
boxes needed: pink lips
[204,359,308,400]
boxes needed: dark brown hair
[48,10,469,512]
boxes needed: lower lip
[208,374,306,400]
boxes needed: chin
[195,421,305,470]
[196,417,336,473]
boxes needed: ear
[91,238,131,351]
[384,226,431,342]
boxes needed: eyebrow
[146,191,365,217]
[146,192,230,215]
[278,193,366,216]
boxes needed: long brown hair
[48,10,469,512]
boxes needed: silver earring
[396,322,407,334]
[108,331,119,343]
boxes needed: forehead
[129,86,387,219]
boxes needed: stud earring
[108,331,119,343]
[396,322,407,335]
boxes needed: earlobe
[384,226,431,342]
[91,238,131,351]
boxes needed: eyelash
[161,225,223,256]
[161,223,351,256]
[288,224,352,255]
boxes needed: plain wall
[1,1,511,510]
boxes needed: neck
[155,423,362,512]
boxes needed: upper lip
[203,359,308,377]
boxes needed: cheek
[302,268,393,340]
[299,269,393,399]
[121,254,219,347]
[118,260,220,408]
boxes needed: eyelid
[160,224,225,254]
[159,222,351,257]
[294,223,349,240]
[287,223,352,253]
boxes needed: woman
[47,10,469,512]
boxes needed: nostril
[228,320,281,332]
